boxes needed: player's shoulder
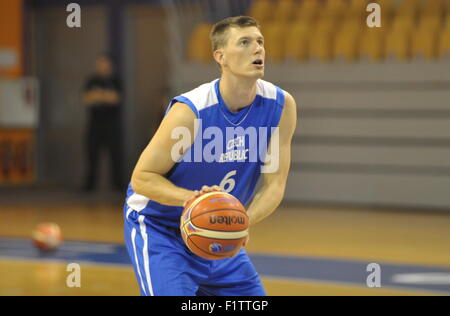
[282,90,296,107]
[256,79,281,101]
[180,79,220,112]
[256,79,296,109]
[279,89,297,131]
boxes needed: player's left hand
[200,185,222,194]
[182,185,223,208]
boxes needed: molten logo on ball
[209,215,245,225]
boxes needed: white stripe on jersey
[127,193,150,212]
[125,207,133,220]
[139,215,154,296]
[131,227,147,296]
[180,78,278,115]
[256,79,278,100]
[181,79,219,112]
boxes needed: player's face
[220,26,265,79]
[96,56,113,77]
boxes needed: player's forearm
[246,180,286,226]
[102,90,121,104]
[83,92,98,105]
[83,90,104,105]
[83,90,120,105]
[131,171,193,207]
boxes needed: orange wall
[0,0,23,78]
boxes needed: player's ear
[213,49,225,67]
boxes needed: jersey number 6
[220,170,237,193]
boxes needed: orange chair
[273,0,298,22]
[334,20,362,62]
[419,15,443,31]
[285,21,311,62]
[411,24,440,60]
[322,0,349,22]
[421,0,447,16]
[324,0,348,14]
[376,0,397,16]
[383,15,415,61]
[385,28,412,61]
[438,26,450,58]
[247,0,275,24]
[391,15,416,33]
[397,0,420,18]
[369,0,396,27]
[309,19,336,62]
[294,0,323,24]
[347,0,370,19]
[264,22,288,63]
[411,15,442,60]
[186,23,213,63]
[360,26,386,62]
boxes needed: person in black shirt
[82,54,124,192]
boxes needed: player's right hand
[182,185,223,208]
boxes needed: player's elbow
[130,170,153,197]
[130,176,143,196]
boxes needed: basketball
[31,223,63,251]
[180,191,249,260]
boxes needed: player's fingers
[183,190,200,207]
[201,185,210,192]
[200,185,222,193]
[202,185,219,193]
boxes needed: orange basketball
[32,223,63,251]
[180,192,249,260]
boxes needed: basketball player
[124,16,297,296]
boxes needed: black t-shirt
[84,75,122,123]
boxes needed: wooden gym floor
[0,189,449,296]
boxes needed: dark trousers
[84,115,124,191]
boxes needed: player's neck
[219,75,257,113]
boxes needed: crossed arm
[83,88,121,106]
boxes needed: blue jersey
[126,78,285,229]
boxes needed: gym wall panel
[33,6,108,184]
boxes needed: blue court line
[0,237,449,295]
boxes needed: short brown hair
[210,16,261,52]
